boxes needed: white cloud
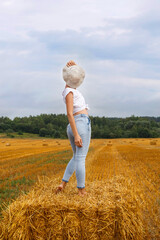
[1,0,159,34]
[0,0,160,118]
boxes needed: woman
[55,60,91,197]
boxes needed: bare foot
[55,182,67,194]
[78,189,87,197]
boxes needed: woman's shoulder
[62,87,77,98]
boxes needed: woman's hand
[66,60,76,67]
[74,134,83,147]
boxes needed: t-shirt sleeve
[63,88,74,103]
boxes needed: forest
[0,114,160,139]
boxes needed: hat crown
[63,65,85,88]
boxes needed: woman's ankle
[78,188,87,196]
[62,181,67,187]
[78,187,85,192]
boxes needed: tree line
[0,114,160,139]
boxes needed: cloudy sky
[0,0,160,119]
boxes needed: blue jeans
[62,114,91,189]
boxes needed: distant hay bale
[1,141,5,143]
[43,139,46,142]
[150,141,156,145]
[56,141,61,145]
[6,143,11,146]
[0,176,145,240]
[129,141,133,143]
[107,143,112,146]
[42,143,48,146]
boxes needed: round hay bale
[42,143,48,146]
[1,141,5,143]
[150,141,156,145]
[6,143,11,146]
[43,139,46,142]
[107,144,112,146]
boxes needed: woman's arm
[66,92,83,147]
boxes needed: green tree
[137,127,151,138]
[54,130,61,138]
[39,128,49,137]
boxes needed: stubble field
[0,138,159,239]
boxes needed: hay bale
[43,139,46,142]
[107,144,112,146]
[56,141,61,145]
[1,141,5,143]
[150,141,156,145]
[0,176,145,240]
[6,143,11,146]
[57,142,61,145]
[42,143,48,146]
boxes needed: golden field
[0,138,160,239]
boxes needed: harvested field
[0,138,96,214]
[0,138,160,239]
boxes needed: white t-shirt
[62,87,90,114]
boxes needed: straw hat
[62,64,85,88]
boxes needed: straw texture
[0,175,145,240]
